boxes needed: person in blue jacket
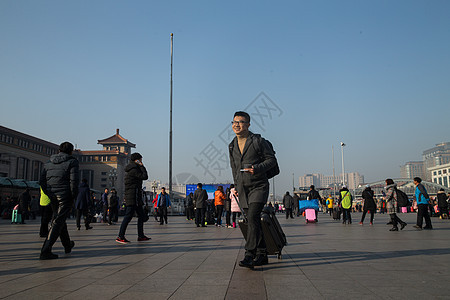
[413,177,432,230]
[157,187,171,225]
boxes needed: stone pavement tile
[184,271,232,286]
[148,268,195,279]
[265,284,322,300]
[134,277,186,292]
[169,284,228,300]
[4,290,68,300]
[59,284,132,300]
[95,272,152,285]
[112,291,172,300]
[263,274,311,286]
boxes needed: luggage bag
[305,209,317,223]
[333,208,341,220]
[11,209,22,224]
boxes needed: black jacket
[39,152,79,200]
[307,190,321,201]
[75,182,91,210]
[124,162,148,206]
[437,191,448,208]
[283,194,294,209]
[229,132,276,207]
[362,187,376,210]
[193,188,208,209]
[18,190,31,213]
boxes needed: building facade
[400,161,425,180]
[429,163,450,188]
[0,126,59,180]
[423,142,450,181]
[299,172,364,190]
[73,129,135,200]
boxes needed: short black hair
[310,185,315,190]
[130,152,142,161]
[234,111,250,123]
[59,142,74,155]
[197,183,203,188]
[385,178,394,185]
[414,177,422,183]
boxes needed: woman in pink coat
[230,187,241,228]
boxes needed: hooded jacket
[362,187,376,211]
[39,152,79,200]
[385,183,397,213]
[123,162,148,206]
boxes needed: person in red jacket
[214,186,226,227]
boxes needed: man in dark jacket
[437,189,448,218]
[186,192,194,220]
[360,185,376,225]
[108,188,119,225]
[229,111,277,268]
[75,179,93,230]
[193,183,208,227]
[116,153,150,244]
[307,185,321,221]
[283,192,294,219]
[18,189,31,224]
[39,142,79,260]
[101,188,109,223]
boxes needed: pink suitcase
[305,209,317,223]
[401,207,407,213]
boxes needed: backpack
[396,189,409,207]
[253,136,280,179]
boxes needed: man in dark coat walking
[18,189,31,224]
[193,183,208,227]
[360,185,376,225]
[229,111,277,268]
[75,179,93,230]
[283,192,294,219]
[39,142,79,260]
[116,153,150,244]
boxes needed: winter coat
[214,190,226,206]
[225,187,232,212]
[385,183,397,214]
[283,194,294,209]
[362,187,376,211]
[307,190,321,201]
[75,181,91,210]
[123,162,148,206]
[436,191,448,209]
[108,191,119,209]
[186,193,194,207]
[326,197,333,209]
[30,197,39,213]
[39,152,79,200]
[193,188,208,209]
[415,183,430,205]
[230,188,240,213]
[293,195,300,209]
[228,131,276,208]
[18,190,31,214]
[339,188,352,209]
[157,193,171,207]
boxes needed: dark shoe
[423,226,433,230]
[400,223,407,230]
[65,241,75,254]
[253,255,269,266]
[77,227,81,231]
[413,225,422,230]
[389,227,399,231]
[239,256,254,269]
[201,225,207,227]
[196,224,200,227]
[86,226,93,230]
[137,236,151,241]
[386,221,393,225]
[40,252,59,260]
[116,237,131,244]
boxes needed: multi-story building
[298,172,364,190]
[73,129,135,200]
[429,163,450,188]
[400,161,425,180]
[0,125,59,180]
[423,142,450,181]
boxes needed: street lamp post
[108,168,117,188]
[340,142,346,186]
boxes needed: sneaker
[359,222,363,226]
[389,227,399,231]
[253,255,269,266]
[116,237,130,244]
[86,226,93,230]
[137,236,151,241]
[413,225,422,230]
[400,223,407,230]
[423,226,433,230]
[227,225,233,228]
[239,256,254,269]
[40,252,59,260]
[370,222,373,226]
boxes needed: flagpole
[169,33,173,198]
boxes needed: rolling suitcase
[11,209,22,224]
[333,207,341,220]
[305,209,317,223]
[238,206,287,259]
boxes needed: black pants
[118,205,145,238]
[417,204,432,228]
[195,207,206,226]
[76,208,91,229]
[243,202,266,257]
[216,205,224,225]
[159,206,168,224]
[40,205,53,237]
[285,208,294,219]
[225,210,231,226]
[103,206,108,223]
[342,208,352,223]
[232,212,241,223]
[361,209,374,223]
[186,206,194,220]
[109,207,118,224]
[41,195,72,254]
[389,213,405,228]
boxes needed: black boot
[253,255,269,266]
[239,256,254,269]
[65,241,75,254]
[389,227,399,231]
[400,223,407,230]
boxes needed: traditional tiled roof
[97,129,135,148]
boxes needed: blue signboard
[186,184,231,200]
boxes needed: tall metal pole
[292,173,295,193]
[169,33,173,198]
[332,145,336,199]
[273,177,275,203]
[341,144,344,185]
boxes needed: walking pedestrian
[339,185,352,224]
[116,153,150,244]
[229,111,277,268]
[225,186,233,227]
[283,192,294,219]
[75,179,93,230]
[436,188,448,219]
[214,186,226,226]
[108,188,119,225]
[413,177,433,230]
[101,188,109,223]
[186,192,194,220]
[157,187,171,225]
[39,142,78,260]
[230,187,241,228]
[18,189,31,224]
[384,179,407,231]
[193,183,208,227]
[360,185,376,225]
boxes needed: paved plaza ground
[0,212,449,300]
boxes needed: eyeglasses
[231,121,248,125]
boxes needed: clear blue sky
[1,0,449,197]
